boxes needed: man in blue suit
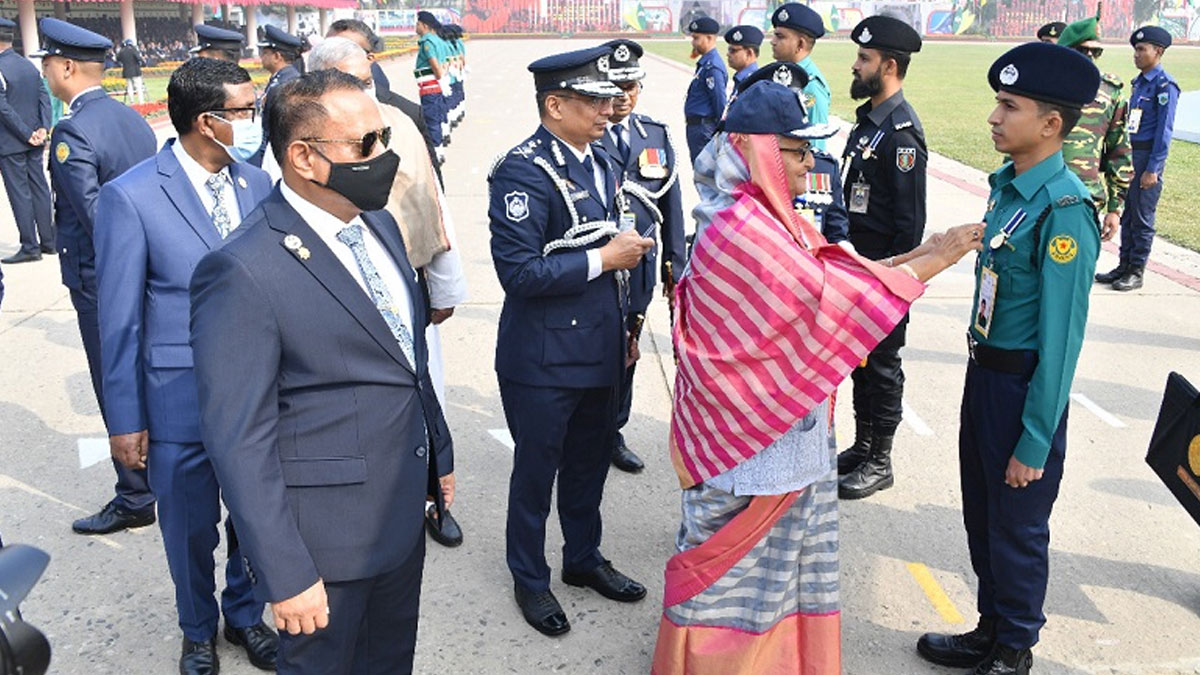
[191,69,454,674]
[96,57,277,675]
[594,39,686,474]
[0,18,53,264]
[489,47,653,638]
[249,25,303,167]
[35,17,158,535]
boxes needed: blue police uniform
[796,150,849,243]
[38,18,158,517]
[1119,27,1179,280]
[0,28,54,260]
[191,24,244,60]
[684,18,727,164]
[249,25,302,167]
[724,25,762,103]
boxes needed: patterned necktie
[206,171,233,239]
[336,223,416,370]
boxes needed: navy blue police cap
[416,11,442,30]
[725,80,837,139]
[192,24,245,54]
[528,46,623,98]
[724,25,764,48]
[687,17,720,35]
[852,15,922,53]
[736,61,810,96]
[33,18,111,62]
[258,24,303,51]
[988,42,1099,110]
[772,3,825,39]
[1130,25,1171,48]
[601,39,644,82]
[0,17,16,31]
[1037,21,1066,40]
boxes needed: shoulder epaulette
[1101,72,1124,89]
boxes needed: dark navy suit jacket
[48,88,156,292]
[96,141,273,442]
[190,187,453,603]
[0,48,50,157]
[488,125,625,390]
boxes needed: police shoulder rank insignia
[896,147,916,172]
[1048,234,1078,264]
[505,191,530,222]
[1056,194,1080,207]
[638,148,668,179]
[1158,92,1169,106]
[55,142,70,163]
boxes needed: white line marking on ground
[1070,392,1126,428]
[78,437,110,469]
[488,428,515,451]
[902,400,936,436]
[0,473,123,550]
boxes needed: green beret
[1057,17,1099,47]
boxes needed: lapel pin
[237,176,248,189]
[298,247,311,260]
[284,234,309,260]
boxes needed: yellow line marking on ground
[0,473,123,550]
[907,561,964,624]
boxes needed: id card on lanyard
[847,130,884,214]
[975,208,1027,339]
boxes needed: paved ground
[2,38,1200,674]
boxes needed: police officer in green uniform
[917,42,1101,675]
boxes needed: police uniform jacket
[252,63,300,167]
[488,125,625,390]
[0,47,51,156]
[1128,64,1179,175]
[805,149,849,244]
[594,113,685,314]
[49,87,157,292]
[684,49,727,121]
[841,90,926,257]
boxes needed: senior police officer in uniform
[191,24,245,63]
[724,25,762,99]
[1035,21,1066,43]
[249,25,303,167]
[682,17,726,163]
[0,16,53,264]
[917,42,1101,675]
[594,39,686,473]
[36,17,159,535]
[489,47,654,637]
[1100,25,1179,292]
[770,3,830,149]
[836,16,927,500]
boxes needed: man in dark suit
[36,17,158,535]
[190,69,454,674]
[248,25,303,167]
[96,57,277,675]
[115,38,145,104]
[489,47,653,638]
[0,18,53,265]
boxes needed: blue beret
[725,81,837,139]
[601,39,644,82]
[0,18,15,30]
[33,18,110,62]
[724,25,764,47]
[1131,25,1171,48]
[528,46,622,98]
[772,3,825,39]
[416,11,442,30]
[192,24,245,53]
[687,17,720,35]
[258,24,303,51]
[852,15,922,53]
[988,42,1099,109]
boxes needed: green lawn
[644,40,1200,250]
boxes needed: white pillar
[319,9,328,35]
[18,0,37,58]
[286,6,297,35]
[120,0,137,45]
[192,2,204,29]
[244,6,258,57]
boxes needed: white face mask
[207,114,263,163]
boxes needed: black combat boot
[1112,265,1144,291]
[972,644,1033,675]
[836,419,873,475]
[916,617,996,667]
[1094,263,1126,284]
[838,433,894,499]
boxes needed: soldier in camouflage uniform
[1057,15,1133,247]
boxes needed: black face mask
[311,147,400,212]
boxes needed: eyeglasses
[1074,46,1103,58]
[556,93,612,111]
[779,144,813,157]
[302,126,392,157]
[206,106,257,122]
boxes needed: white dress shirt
[547,130,608,282]
[280,181,416,342]
[171,139,242,231]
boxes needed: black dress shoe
[71,501,155,535]
[972,644,1032,675]
[223,621,278,671]
[1,250,41,264]
[425,503,464,547]
[562,560,646,602]
[180,637,219,675]
[611,442,645,473]
[1112,266,1144,292]
[514,584,570,637]
[1094,264,1126,284]
[917,617,996,667]
[39,245,56,255]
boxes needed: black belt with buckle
[686,116,716,125]
[967,333,1036,375]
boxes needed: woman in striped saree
[652,81,985,674]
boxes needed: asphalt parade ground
[3,38,1200,674]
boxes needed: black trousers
[277,535,426,675]
[0,148,53,254]
[851,318,907,435]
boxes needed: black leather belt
[1132,140,1153,150]
[686,116,716,125]
[967,334,1036,375]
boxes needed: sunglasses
[1074,46,1104,58]
[302,126,392,157]
[206,106,258,122]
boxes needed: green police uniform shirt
[416,32,445,73]
[797,55,830,150]
[970,151,1099,469]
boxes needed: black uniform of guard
[838,16,927,500]
[249,25,302,167]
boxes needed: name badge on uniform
[1127,107,1143,134]
[619,211,637,232]
[849,183,870,214]
[975,267,999,339]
